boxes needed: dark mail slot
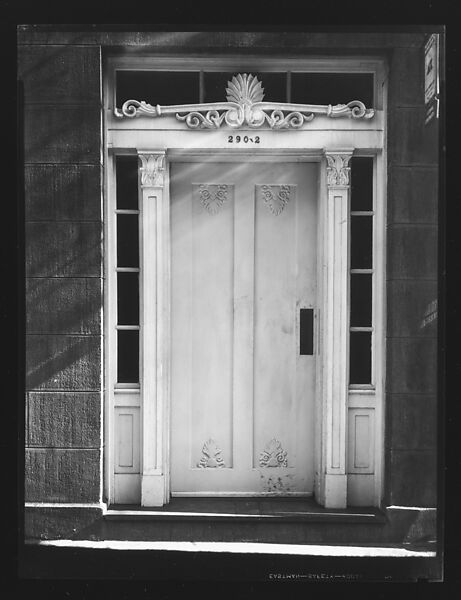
[300,308,314,355]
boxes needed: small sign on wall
[424,34,440,125]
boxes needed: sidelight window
[349,156,374,385]
[115,155,140,384]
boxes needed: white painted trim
[387,506,437,511]
[321,149,354,509]
[25,503,106,509]
[167,148,324,161]
[103,56,387,509]
[345,151,386,507]
[26,539,436,558]
[349,387,375,393]
[374,149,386,507]
[138,150,169,507]
[314,159,326,505]
[98,45,105,506]
[171,492,312,498]
[348,395,376,409]
[377,68,388,508]
[115,383,140,390]
[114,395,140,408]
[103,149,116,506]
[105,509,371,518]
[107,129,384,155]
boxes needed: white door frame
[104,57,387,509]
[131,147,382,508]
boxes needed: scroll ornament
[116,73,374,130]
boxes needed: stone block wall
[385,43,439,506]
[18,42,103,504]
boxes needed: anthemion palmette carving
[116,73,375,130]
[325,152,352,187]
[259,438,288,467]
[257,184,294,216]
[197,439,226,468]
[139,153,165,187]
[194,184,231,215]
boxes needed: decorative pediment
[115,73,374,130]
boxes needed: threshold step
[105,498,386,524]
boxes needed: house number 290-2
[228,135,260,144]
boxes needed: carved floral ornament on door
[115,73,374,129]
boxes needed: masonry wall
[19,42,103,507]
[18,29,440,537]
[385,43,439,507]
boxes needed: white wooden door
[170,161,318,496]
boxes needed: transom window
[111,64,377,110]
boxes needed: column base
[324,473,347,509]
[141,474,167,507]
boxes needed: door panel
[170,161,318,495]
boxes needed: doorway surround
[104,57,387,510]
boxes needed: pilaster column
[138,150,169,506]
[321,149,353,508]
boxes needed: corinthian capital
[324,150,353,188]
[138,152,166,187]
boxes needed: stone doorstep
[94,505,436,550]
[104,509,387,524]
[23,503,437,549]
[104,497,387,524]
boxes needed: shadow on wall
[26,335,102,392]
[24,190,102,393]
[25,228,102,391]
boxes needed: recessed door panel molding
[114,407,140,474]
[113,405,141,505]
[347,408,375,474]
[252,165,316,483]
[171,164,235,481]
